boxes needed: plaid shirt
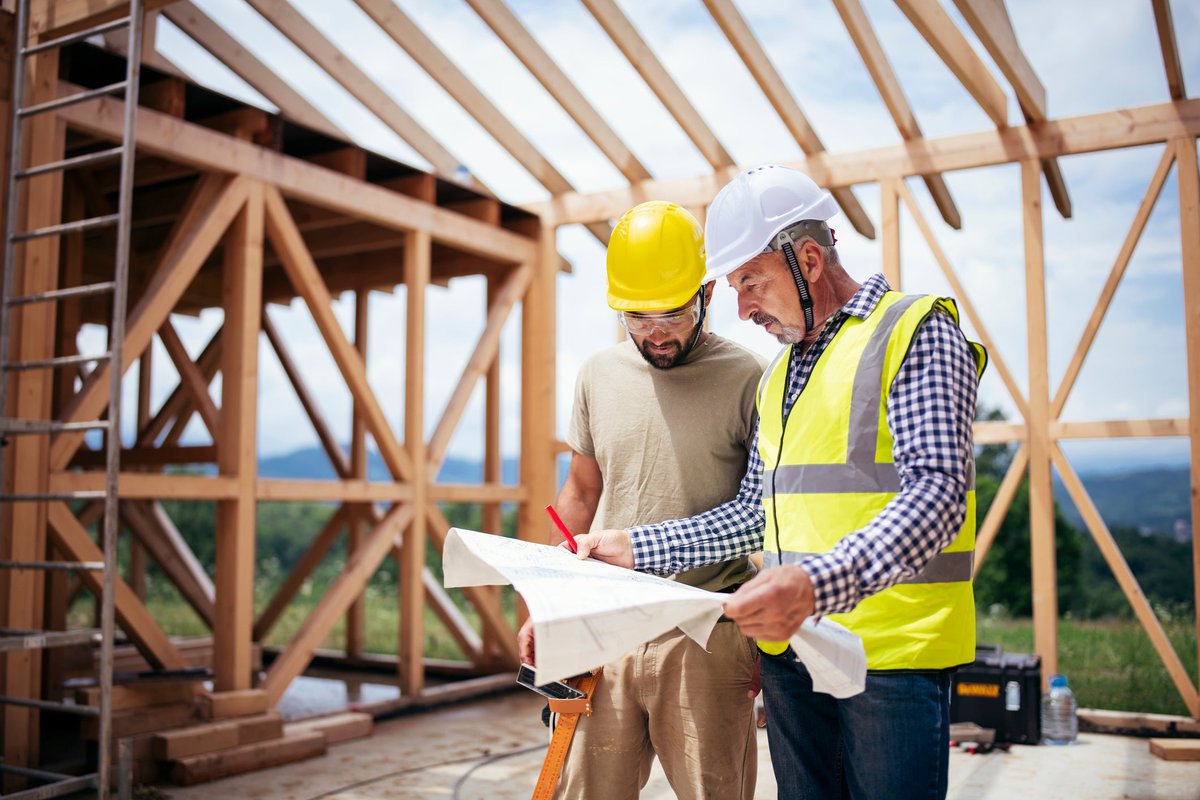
[629,274,979,615]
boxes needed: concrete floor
[160,690,1200,800]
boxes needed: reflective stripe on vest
[755,291,983,669]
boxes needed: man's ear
[800,239,825,283]
[702,280,715,304]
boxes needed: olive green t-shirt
[566,334,766,592]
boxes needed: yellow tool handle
[530,668,603,800]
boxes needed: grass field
[75,589,1196,716]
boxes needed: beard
[637,337,690,370]
[751,312,805,344]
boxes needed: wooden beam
[214,182,264,691]
[1052,146,1175,418]
[832,0,960,229]
[50,174,250,470]
[481,275,504,658]
[1151,0,1187,101]
[51,471,240,500]
[1051,418,1189,440]
[465,0,651,183]
[254,507,346,642]
[260,504,415,706]
[400,229,430,695]
[896,179,1029,419]
[136,327,221,448]
[120,501,216,628]
[261,311,350,479]
[423,569,483,662]
[973,444,1028,577]
[257,479,413,503]
[428,483,527,503]
[30,0,176,37]
[581,0,733,171]
[1052,445,1200,717]
[158,320,220,438]
[880,177,900,288]
[701,0,875,238]
[949,0,1072,217]
[262,186,414,483]
[347,290,369,659]
[427,263,532,469]
[46,503,185,670]
[162,2,347,140]
[532,99,1200,227]
[1022,158,1057,678]
[57,92,538,262]
[893,0,1008,128]
[241,0,477,190]
[1175,135,1200,695]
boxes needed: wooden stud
[1052,146,1175,418]
[51,471,239,499]
[203,689,269,719]
[254,507,346,642]
[213,182,264,691]
[140,78,186,118]
[137,325,222,447]
[1052,418,1188,440]
[1021,158,1057,678]
[972,444,1028,577]
[401,230,430,695]
[702,0,875,239]
[158,320,220,438]
[428,483,526,503]
[346,289,369,659]
[1151,0,1187,101]
[1175,135,1200,696]
[880,177,900,289]
[481,276,504,659]
[1052,445,1200,717]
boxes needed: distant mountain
[1053,467,1192,540]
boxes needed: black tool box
[950,644,1042,745]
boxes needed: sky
[89,0,1200,474]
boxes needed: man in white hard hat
[573,166,987,799]
[520,201,765,799]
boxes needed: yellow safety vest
[756,292,987,670]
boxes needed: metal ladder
[0,1,143,797]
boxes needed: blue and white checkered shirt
[629,273,979,615]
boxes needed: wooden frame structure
[0,0,1197,776]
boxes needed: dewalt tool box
[950,644,1042,745]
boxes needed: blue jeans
[761,651,951,800]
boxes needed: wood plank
[893,0,1008,128]
[482,276,504,657]
[1051,418,1188,440]
[50,174,250,470]
[75,681,196,712]
[50,471,239,500]
[263,186,415,483]
[169,730,326,786]
[158,320,220,438]
[532,99,1200,226]
[428,483,527,503]
[30,0,176,37]
[582,0,733,170]
[257,479,413,503]
[702,0,875,238]
[162,2,347,140]
[465,0,651,183]
[203,689,268,719]
[1052,445,1200,718]
[285,712,372,745]
[260,504,415,706]
[214,182,264,692]
[1175,135,1200,701]
[120,501,215,628]
[1022,159,1058,678]
[1151,0,1187,101]
[154,720,240,761]
[401,229,430,695]
[47,503,186,670]
[1149,739,1200,761]
[254,507,346,642]
[347,290,369,659]
[57,92,537,262]
[880,177,900,288]
[1052,147,1174,417]
[427,263,532,469]
[82,702,200,740]
[832,0,960,229]
[243,0,473,188]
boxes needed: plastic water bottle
[1041,673,1078,745]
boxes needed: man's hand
[723,565,815,641]
[571,528,634,569]
[518,617,536,666]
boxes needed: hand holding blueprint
[443,528,865,697]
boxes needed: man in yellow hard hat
[519,201,765,799]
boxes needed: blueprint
[442,528,865,696]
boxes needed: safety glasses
[619,294,702,335]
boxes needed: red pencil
[545,504,579,553]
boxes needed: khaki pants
[555,620,758,800]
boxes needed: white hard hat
[703,165,839,283]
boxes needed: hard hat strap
[680,288,707,358]
[780,238,815,334]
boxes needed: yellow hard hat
[606,201,705,312]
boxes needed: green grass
[978,611,1198,716]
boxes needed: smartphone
[516,663,586,701]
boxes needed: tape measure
[530,668,603,800]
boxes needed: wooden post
[400,230,430,695]
[881,177,901,289]
[346,289,368,659]
[1021,159,1058,677]
[519,226,558,554]
[1175,136,1200,696]
[481,275,503,660]
[214,182,262,691]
